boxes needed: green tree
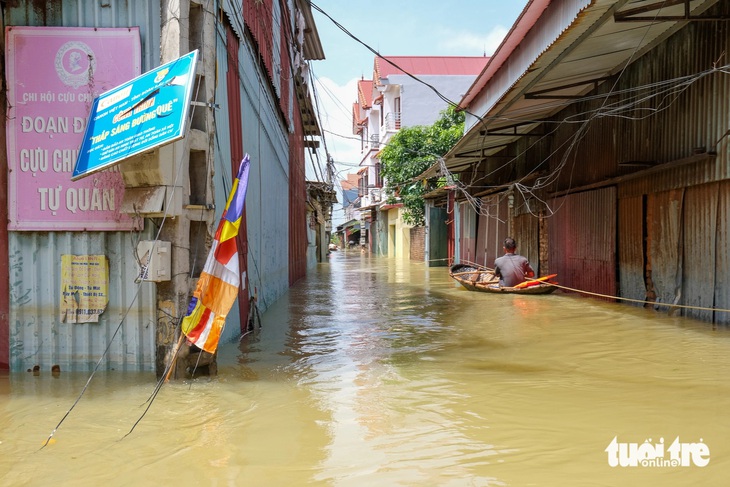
[379,106,464,226]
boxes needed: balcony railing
[359,188,384,209]
[369,133,380,149]
[369,187,383,203]
[384,112,401,132]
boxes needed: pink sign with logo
[6,26,141,231]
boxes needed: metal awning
[296,0,325,61]
[337,219,360,232]
[422,185,454,200]
[295,76,321,137]
[444,0,722,173]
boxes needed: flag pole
[164,333,186,382]
[179,154,250,356]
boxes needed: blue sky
[311,2,527,84]
[307,1,529,220]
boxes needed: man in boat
[493,237,535,287]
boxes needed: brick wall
[410,227,425,262]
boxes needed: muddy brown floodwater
[2,251,729,486]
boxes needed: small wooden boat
[449,263,558,294]
[449,263,498,291]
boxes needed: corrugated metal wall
[284,1,307,285]
[289,89,307,285]
[4,0,161,371]
[474,194,508,269]
[682,183,719,322]
[0,27,7,369]
[243,0,274,84]
[212,21,248,343]
[440,3,730,325]
[549,188,617,300]
[231,0,308,299]
[235,15,291,312]
[541,7,730,322]
[715,181,730,325]
[512,199,540,277]
[617,158,730,325]
[9,230,156,371]
[221,0,310,331]
[458,201,477,265]
[549,13,730,192]
[647,189,684,312]
[640,182,729,322]
[427,205,447,266]
[617,195,645,303]
[447,191,455,265]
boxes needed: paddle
[512,274,558,289]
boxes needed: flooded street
[2,251,730,486]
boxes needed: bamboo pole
[451,270,495,277]
[164,333,186,382]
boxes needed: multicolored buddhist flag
[181,154,251,353]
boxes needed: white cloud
[438,26,509,56]
[311,75,363,176]
[309,75,365,226]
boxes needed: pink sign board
[6,26,141,231]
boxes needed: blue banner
[72,50,198,180]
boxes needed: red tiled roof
[352,102,363,134]
[340,173,360,190]
[374,56,490,81]
[357,79,373,108]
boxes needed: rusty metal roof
[441,0,722,176]
[297,0,325,60]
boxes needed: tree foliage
[379,106,465,226]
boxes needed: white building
[352,56,489,258]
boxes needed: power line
[312,0,729,229]
[311,2,464,111]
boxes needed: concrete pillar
[154,0,218,378]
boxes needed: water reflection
[2,251,730,486]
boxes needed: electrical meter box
[136,240,172,282]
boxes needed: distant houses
[340,55,488,259]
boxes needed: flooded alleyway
[2,251,730,486]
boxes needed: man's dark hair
[503,237,516,250]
